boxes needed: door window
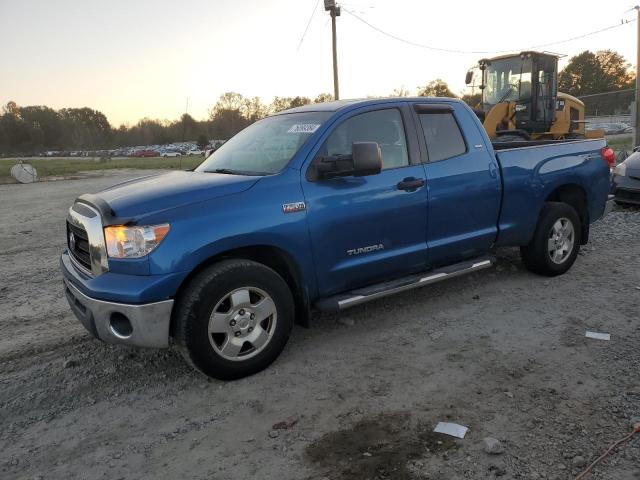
[325,109,409,169]
[418,113,466,162]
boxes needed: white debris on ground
[586,331,611,341]
[434,422,469,439]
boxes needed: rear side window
[325,109,409,170]
[418,113,466,162]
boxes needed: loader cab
[469,51,558,134]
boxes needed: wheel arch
[170,245,310,337]
[544,183,589,244]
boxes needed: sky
[0,0,637,126]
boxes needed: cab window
[418,112,466,162]
[325,109,409,170]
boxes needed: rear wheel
[520,202,581,276]
[174,259,294,379]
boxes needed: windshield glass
[196,112,331,175]
[483,57,532,106]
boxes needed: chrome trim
[109,323,132,340]
[472,260,492,268]
[336,259,494,310]
[63,278,173,348]
[419,273,446,282]
[67,203,109,277]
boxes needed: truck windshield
[196,112,331,175]
[483,57,532,107]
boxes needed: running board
[315,257,494,313]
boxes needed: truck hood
[95,170,260,218]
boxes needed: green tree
[558,50,635,97]
[19,106,63,148]
[417,79,456,98]
[313,93,334,103]
[596,50,635,90]
[461,92,482,108]
[390,87,411,97]
[0,102,30,151]
[59,107,111,148]
[270,96,311,113]
[209,92,249,139]
[196,134,209,150]
[242,96,269,122]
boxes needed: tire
[173,259,294,380]
[520,202,582,277]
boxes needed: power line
[297,0,321,52]
[577,88,635,99]
[342,8,636,55]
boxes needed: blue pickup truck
[61,98,614,379]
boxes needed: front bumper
[63,276,174,348]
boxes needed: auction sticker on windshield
[287,123,321,134]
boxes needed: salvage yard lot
[0,171,639,479]
[0,156,204,179]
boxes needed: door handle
[397,177,425,191]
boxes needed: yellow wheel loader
[465,51,604,141]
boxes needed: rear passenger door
[414,103,502,267]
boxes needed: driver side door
[301,105,428,296]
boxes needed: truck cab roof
[278,97,464,114]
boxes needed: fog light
[109,312,133,338]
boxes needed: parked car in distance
[161,151,182,157]
[587,122,631,135]
[186,149,204,156]
[619,122,633,134]
[612,151,640,205]
[61,97,614,380]
[130,149,158,157]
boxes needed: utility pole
[635,6,640,147]
[181,97,189,170]
[182,97,189,142]
[325,0,340,100]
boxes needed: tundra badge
[282,202,306,213]
[347,243,384,256]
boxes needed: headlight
[613,163,627,176]
[104,224,170,258]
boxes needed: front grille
[67,221,91,271]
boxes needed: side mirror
[314,141,382,180]
[352,142,382,177]
[465,70,473,85]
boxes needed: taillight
[601,147,615,168]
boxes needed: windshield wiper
[204,168,269,176]
[207,168,241,175]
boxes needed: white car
[161,151,182,157]
[186,149,204,156]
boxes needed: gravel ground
[1,171,639,480]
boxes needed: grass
[607,136,633,152]
[0,156,205,178]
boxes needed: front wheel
[173,259,294,380]
[520,202,581,276]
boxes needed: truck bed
[493,138,610,247]
[492,138,585,150]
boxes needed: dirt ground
[1,171,639,480]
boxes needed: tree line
[0,49,633,154]
[0,93,335,154]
